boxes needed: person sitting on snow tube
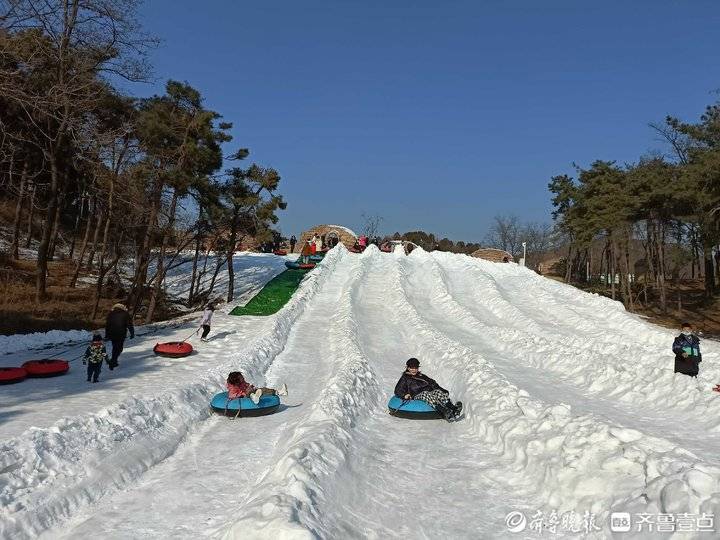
[394,358,461,421]
[227,371,288,404]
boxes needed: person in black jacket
[105,303,135,369]
[394,358,462,421]
[672,322,702,377]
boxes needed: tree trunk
[10,162,28,260]
[47,186,66,261]
[69,202,95,288]
[703,243,715,298]
[207,254,227,300]
[36,157,61,302]
[85,207,104,271]
[145,190,180,323]
[90,245,122,321]
[658,220,667,313]
[624,228,634,310]
[194,240,214,301]
[68,195,85,259]
[609,236,616,301]
[564,245,573,283]
[90,177,116,320]
[25,182,35,248]
[188,232,202,306]
[128,179,163,317]
[226,208,240,303]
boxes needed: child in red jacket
[226,371,288,404]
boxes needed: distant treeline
[388,217,555,266]
[0,1,286,321]
[548,99,720,311]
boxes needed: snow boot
[250,388,262,405]
[436,401,455,422]
[452,401,463,419]
[278,383,288,396]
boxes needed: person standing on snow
[300,241,313,264]
[394,358,462,421]
[105,303,134,369]
[673,322,702,377]
[289,235,297,253]
[83,333,110,383]
[314,234,323,252]
[199,304,215,342]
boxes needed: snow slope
[2,246,720,539]
[0,252,289,356]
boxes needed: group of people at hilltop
[351,235,383,252]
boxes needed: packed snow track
[2,247,720,539]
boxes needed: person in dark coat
[672,322,702,377]
[289,235,297,253]
[394,358,461,421]
[105,303,134,369]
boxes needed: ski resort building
[296,224,358,252]
[470,247,514,263]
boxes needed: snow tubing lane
[153,342,194,358]
[0,366,28,384]
[273,250,287,256]
[210,391,281,417]
[285,261,315,270]
[388,396,443,420]
[22,359,70,378]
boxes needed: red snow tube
[153,341,193,358]
[273,249,287,256]
[22,359,70,377]
[0,367,27,384]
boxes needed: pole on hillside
[520,242,527,267]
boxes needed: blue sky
[133,0,719,241]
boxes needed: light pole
[521,242,527,267]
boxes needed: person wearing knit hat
[394,358,462,421]
[105,303,135,369]
[83,333,110,383]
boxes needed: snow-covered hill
[2,246,720,539]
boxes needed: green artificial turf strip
[229,269,308,316]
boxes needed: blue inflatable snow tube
[388,395,442,420]
[210,391,281,417]
[284,260,315,270]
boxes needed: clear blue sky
[133,0,719,241]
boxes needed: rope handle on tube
[389,398,411,416]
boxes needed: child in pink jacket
[226,371,288,404]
